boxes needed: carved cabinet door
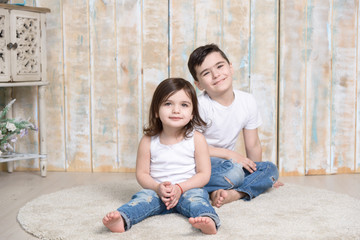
[0,8,10,82]
[10,10,41,82]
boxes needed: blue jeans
[204,157,279,200]
[117,188,221,231]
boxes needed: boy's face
[194,52,234,97]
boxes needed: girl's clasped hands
[157,181,182,210]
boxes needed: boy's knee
[265,162,279,181]
[224,164,244,187]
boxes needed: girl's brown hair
[143,78,206,138]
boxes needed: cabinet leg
[39,86,47,177]
[7,161,14,173]
[40,158,47,177]
[5,88,14,173]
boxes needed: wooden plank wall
[1,0,359,176]
[279,0,359,175]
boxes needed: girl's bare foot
[210,189,245,208]
[189,217,217,234]
[102,211,125,233]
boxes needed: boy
[188,44,283,207]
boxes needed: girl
[102,78,220,234]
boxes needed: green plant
[0,99,37,155]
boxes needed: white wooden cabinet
[0,4,50,177]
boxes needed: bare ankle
[239,191,247,199]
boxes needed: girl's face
[158,89,193,131]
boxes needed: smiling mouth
[169,117,182,120]
[213,78,225,85]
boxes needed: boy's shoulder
[233,89,257,105]
[196,91,211,106]
[233,89,253,98]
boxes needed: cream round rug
[17,179,360,240]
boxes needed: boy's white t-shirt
[197,90,262,151]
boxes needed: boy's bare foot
[210,189,245,208]
[273,181,284,188]
[210,189,227,208]
[102,211,125,233]
[189,217,217,234]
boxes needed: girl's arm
[136,135,174,204]
[176,131,211,192]
[135,135,159,191]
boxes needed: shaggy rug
[17,179,360,240]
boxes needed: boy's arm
[208,146,257,173]
[243,128,262,162]
[206,128,261,173]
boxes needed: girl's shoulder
[193,130,206,142]
[139,135,152,146]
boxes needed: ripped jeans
[204,157,279,200]
[117,188,221,231]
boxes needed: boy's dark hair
[143,78,206,138]
[188,43,230,82]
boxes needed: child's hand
[231,152,257,173]
[157,181,174,205]
[165,184,182,210]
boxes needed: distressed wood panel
[142,0,168,126]
[62,0,91,172]
[36,0,66,171]
[0,89,5,171]
[330,0,357,173]
[194,0,222,46]
[305,0,332,175]
[21,0,36,6]
[169,0,195,82]
[89,0,118,172]
[116,0,141,170]
[357,0,360,173]
[278,0,307,176]
[250,0,278,164]
[223,0,250,92]
[223,0,250,157]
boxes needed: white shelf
[0,81,49,87]
[0,153,46,163]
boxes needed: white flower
[6,122,16,132]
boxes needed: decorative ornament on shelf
[0,99,37,156]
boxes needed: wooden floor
[0,171,359,240]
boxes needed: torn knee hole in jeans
[224,176,234,185]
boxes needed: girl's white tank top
[150,133,196,184]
